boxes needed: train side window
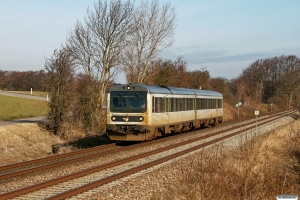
[219,99,223,108]
[181,98,183,111]
[200,98,204,110]
[206,99,208,109]
[167,98,170,112]
[152,96,155,113]
[171,98,176,112]
[155,97,161,113]
[174,98,177,112]
[177,98,180,111]
[161,98,165,113]
[186,98,189,110]
[199,98,201,110]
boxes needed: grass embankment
[151,120,300,199]
[0,124,63,165]
[0,95,49,121]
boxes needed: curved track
[0,109,296,199]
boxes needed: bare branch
[123,0,177,83]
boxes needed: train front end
[106,84,151,141]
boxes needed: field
[0,94,49,121]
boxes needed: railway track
[0,109,289,181]
[0,109,296,199]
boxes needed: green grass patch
[0,95,49,121]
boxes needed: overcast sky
[1,0,300,83]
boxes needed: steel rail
[0,108,291,175]
[0,143,117,173]
[0,110,293,182]
[49,112,294,199]
[0,110,295,199]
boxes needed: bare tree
[189,68,210,90]
[278,70,300,108]
[68,0,134,133]
[45,47,76,135]
[123,0,176,83]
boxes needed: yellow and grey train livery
[106,83,223,141]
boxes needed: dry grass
[223,102,236,121]
[223,101,272,121]
[0,123,63,166]
[151,121,300,199]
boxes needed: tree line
[0,70,48,91]
[236,55,300,108]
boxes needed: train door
[194,97,197,124]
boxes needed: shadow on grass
[68,134,113,149]
[51,134,113,154]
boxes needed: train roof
[109,83,222,97]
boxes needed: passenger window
[161,98,165,113]
[155,97,161,113]
[177,98,181,111]
[171,98,176,112]
[152,96,155,113]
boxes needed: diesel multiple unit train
[106,83,223,141]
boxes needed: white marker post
[30,88,32,95]
[255,110,259,135]
[236,102,242,118]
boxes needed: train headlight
[139,117,144,121]
[111,116,116,121]
[127,86,131,90]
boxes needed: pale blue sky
[1,1,299,83]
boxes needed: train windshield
[110,91,147,113]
